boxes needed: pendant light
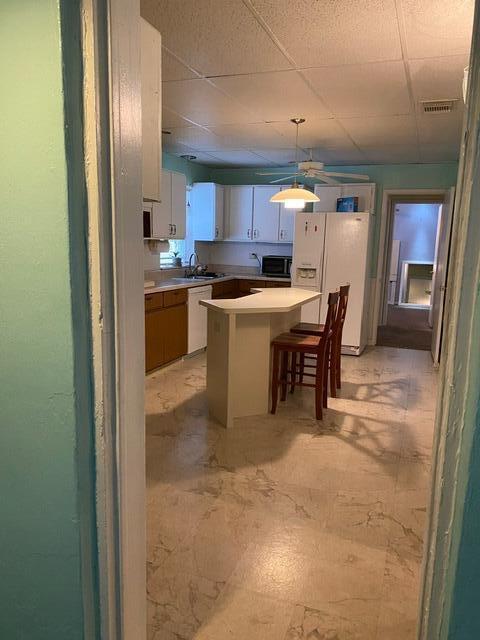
[269,118,320,209]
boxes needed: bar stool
[291,284,350,396]
[270,292,339,420]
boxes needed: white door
[153,170,171,238]
[388,239,401,304]
[188,286,212,353]
[321,213,370,349]
[278,186,295,242]
[225,186,253,240]
[252,186,280,242]
[314,184,342,212]
[431,188,455,364]
[214,185,224,240]
[291,213,326,288]
[171,171,186,238]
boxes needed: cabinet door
[140,18,161,201]
[171,171,187,238]
[163,304,188,363]
[153,171,172,238]
[225,186,253,240]
[313,184,342,212]
[252,186,281,242]
[145,308,165,372]
[214,185,224,240]
[341,183,375,212]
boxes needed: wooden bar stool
[270,292,338,420]
[291,284,350,396]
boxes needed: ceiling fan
[257,118,370,185]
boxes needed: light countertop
[199,287,321,315]
[144,274,291,294]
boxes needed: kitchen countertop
[199,287,320,315]
[144,273,291,294]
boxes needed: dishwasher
[187,285,212,354]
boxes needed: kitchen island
[200,288,321,428]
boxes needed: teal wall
[163,151,211,185]
[209,163,458,274]
[0,2,97,638]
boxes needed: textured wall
[0,2,96,638]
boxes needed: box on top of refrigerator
[336,196,358,212]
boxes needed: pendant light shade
[269,117,320,209]
[270,185,319,209]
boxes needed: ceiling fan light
[270,186,320,206]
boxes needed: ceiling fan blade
[315,175,340,185]
[256,171,294,176]
[269,174,301,184]
[324,171,370,180]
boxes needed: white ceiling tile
[162,79,259,126]
[162,107,193,129]
[314,146,370,165]
[339,115,418,146]
[162,48,199,82]
[417,110,464,146]
[208,123,290,149]
[303,62,412,117]
[141,0,291,76]
[271,119,352,150]
[250,0,402,66]
[248,148,310,165]
[400,0,474,59]
[362,145,421,164]
[409,55,469,102]
[419,143,461,163]
[203,150,273,166]
[210,71,331,121]
[168,126,227,151]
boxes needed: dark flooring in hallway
[377,306,432,351]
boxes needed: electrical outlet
[249,252,257,260]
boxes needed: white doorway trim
[372,189,448,344]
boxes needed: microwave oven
[261,255,292,278]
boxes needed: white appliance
[188,285,212,354]
[292,212,372,355]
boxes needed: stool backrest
[322,291,339,343]
[338,284,350,328]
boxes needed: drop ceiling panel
[271,119,352,149]
[420,143,461,163]
[141,0,291,76]
[168,126,227,151]
[210,71,331,121]
[339,115,418,146]
[162,107,193,129]
[400,0,475,59]
[162,48,199,82]
[314,146,369,165]
[362,145,421,164]
[409,55,469,102]
[208,123,290,149]
[249,148,310,165]
[417,110,464,146]
[303,62,412,117]
[250,0,402,66]
[162,79,258,126]
[204,149,273,166]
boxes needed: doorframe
[372,189,447,342]
[82,0,146,638]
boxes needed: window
[159,239,187,267]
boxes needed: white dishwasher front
[187,285,212,354]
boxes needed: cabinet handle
[173,224,177,235]
[247,228,251,239]
[215,226,218,238]
[168,224,172,236]
[254,229,259,239]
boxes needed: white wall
[196,241,292,269]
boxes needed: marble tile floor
[146,346,437,640]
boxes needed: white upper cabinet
[314,183,376,213]
[140,18,162,202]
[153,170,187,239]
[252,186,281,243]
[171,171,187,238]
[190,183,225,241]
[225,186,254,241]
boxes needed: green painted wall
[163,151,211,185]
[0,2,97,638]
[209,163,458,273]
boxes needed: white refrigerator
[291,212,372,355]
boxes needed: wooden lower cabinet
[145,301,187,372]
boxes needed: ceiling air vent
[420,99,458,114]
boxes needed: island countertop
[199,287,321,315]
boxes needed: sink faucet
[187,252,200,276]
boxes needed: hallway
[376,306,432,351]
[146,347,436,640]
